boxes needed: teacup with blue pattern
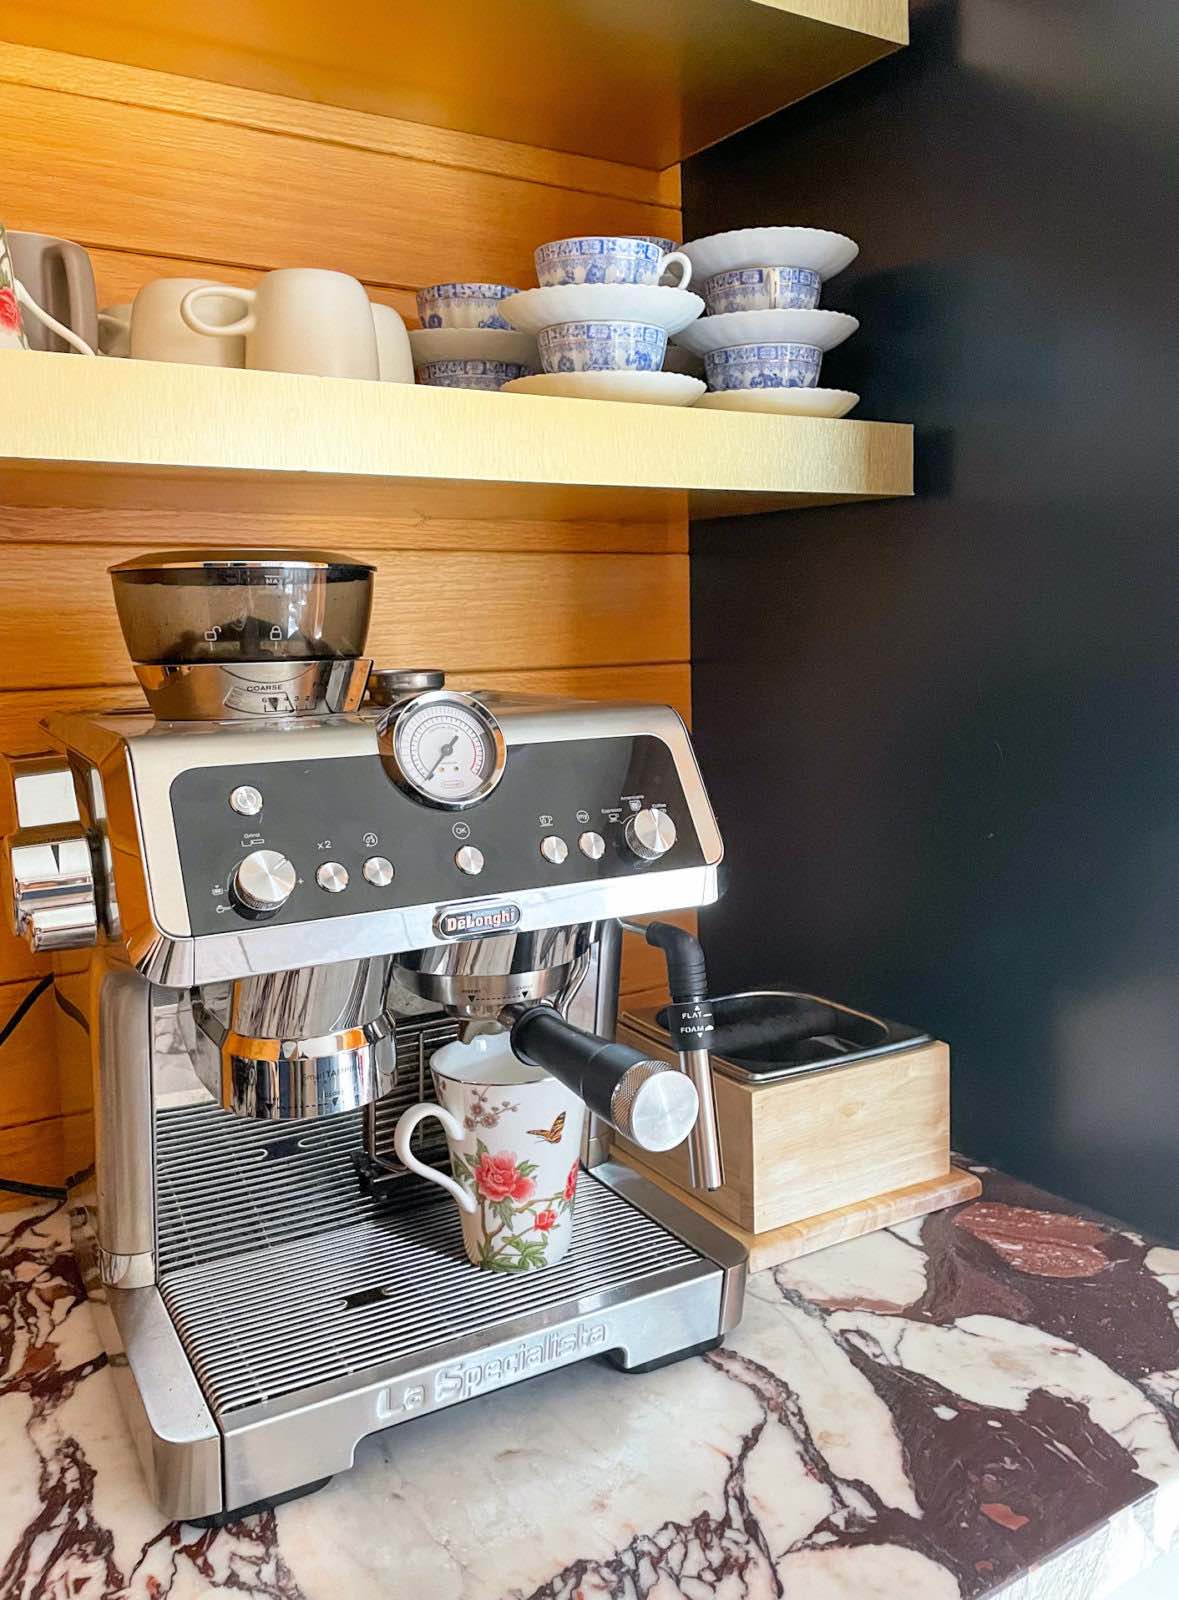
[534,236,691,289]
[703,266,823,316]
[415,282,518,330]
[416,357,532,389]
[704,341,823,391]
[538,320,668,373]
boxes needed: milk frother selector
[4,548,743,1521]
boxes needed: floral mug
[0,226,28,350]
[394,1031,586,1273]
[0,223,96,354]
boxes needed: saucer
[500,284,704,337]
[408,327,538,366]
[673,308,858,357]
[503,371,705,406]
[679,227,859,282]
[695,387,859,419]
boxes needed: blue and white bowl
[415,282,518,330]
[415,358,532,390]
[535,236,691,289]
[538,320,668,373]
[704,341,823,391]
[703,266,823,316]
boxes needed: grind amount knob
[231,849,297,914]
[624,807,677,862]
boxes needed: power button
[228,784,263,817]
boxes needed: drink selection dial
[625,807,677,862]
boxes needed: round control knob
[228,784,263,817]
[454,845,485,876]
[362,855,395,887]
[613,1063,700,1152]
[315,861,349,894]
[231,849,297,914]
[578,830,606,860]
[624,807,677,862]
[539,834,568,865]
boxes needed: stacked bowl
[671,228,862,417]
[409,279,539,390]
[497,235,707,406]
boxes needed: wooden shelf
[0,353,912,522]
[4,0,909,169]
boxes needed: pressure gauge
[382,690,506,809]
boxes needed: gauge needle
[425,734,459,781]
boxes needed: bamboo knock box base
[616,1156,982,1271]
[613,1014,980,1265]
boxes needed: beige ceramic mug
[371,302,413,382]
[97,303,132,358]
[131,278,246,366]
[181,268,379,378]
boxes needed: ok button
[452,821,471,840]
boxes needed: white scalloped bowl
[694,388,859,418]
[503,371,705,406]
[673,308,859,357]
[500,284,704,337]
[408,327,539,367]
[679,227,859,282]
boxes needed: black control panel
[170,735,705,935]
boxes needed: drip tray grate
[159,1172,708,1420]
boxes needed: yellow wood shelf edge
[0,352,913,505]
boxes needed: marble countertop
[3,1164,1179,1599]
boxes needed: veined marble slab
[2,1166,1178,1599]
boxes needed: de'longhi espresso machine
[5,550,744,1521]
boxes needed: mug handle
[180,283,256,339]
[55,243,97,345]
[658,250,693,290]
[393,1103,478,1214]
[14,281,95,355]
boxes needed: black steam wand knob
[509,1005,699,1153]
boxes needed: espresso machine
[5,550,744,1522]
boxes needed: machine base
[97,1162,746,1520]
[186,1477,334,1530]
[604,1335,726,1374]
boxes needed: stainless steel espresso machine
[4,550,744,1522]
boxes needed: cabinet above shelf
[0,353,912,522]
[4,0,909,169]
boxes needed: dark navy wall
[686,0,1179,1234]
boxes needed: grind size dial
[380,690,506,809]
[231,848,297,914]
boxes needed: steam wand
[508,1005,699,1155]
[619,919,724,1191]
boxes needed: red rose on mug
[534,1209,558,1233]
[0,287,21,333]
[473,1150,535,1204]
[565,1159,579,1202]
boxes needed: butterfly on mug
[526,1112,566,1145]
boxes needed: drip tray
[159,1170,710,1423]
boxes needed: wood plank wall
[0,41,687,1202]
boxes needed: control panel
[170,735,705,935]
